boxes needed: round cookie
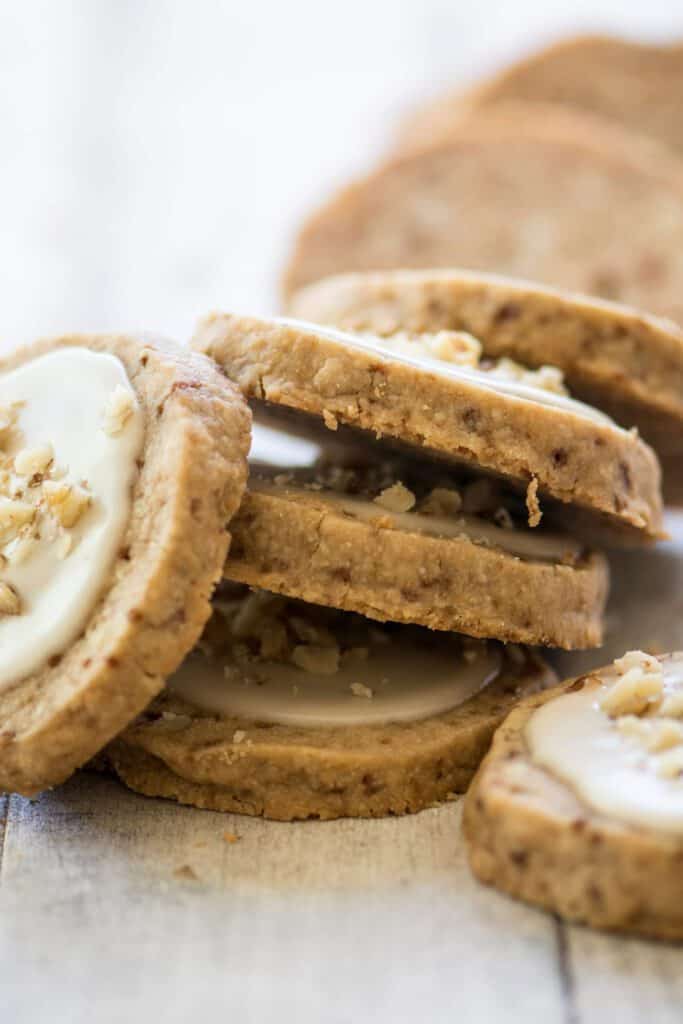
[464,651,683,940]
[395,35,683,157]
[104,589,556,821]
[193,313,663,542]
[281,105,683,327]
[227,475,608,649]
[289,268,683,463]
[0,334,250,795]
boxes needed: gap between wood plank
[0,794,10,884]
[554,918,580,1024]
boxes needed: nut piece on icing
[0,497,35,543]
[43,481,91,528]
[0,581,21,616]
[103,385,135,436]
[291,644,340,675]
[14,443,54,478]
[350,682,374,699]
[373,481,416,513]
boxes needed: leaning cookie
[282,104,683,327]
[104,588,556,821]
[194,313,662,544]
[464,651,683,940]
[0,334,250,795]
[289,268,683,467]
[395,35,683,157]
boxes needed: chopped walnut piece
[322,409,338,431]
[660,692,683,718]
[0,497,35,543]
[0,581,21,616]
[103,385,135,436]
[487,357,569,396]
[232,730,247,745]
[617,715,683,752]
[350,682,374,699]
[655,747,683,779]
[526,477,542,528]
[420,487,462,517]
[14,443,53,478]
[3,535,38,566]
[600,652,664,717]
[373,481,416,513]
[43,481,91,528]
[291,644,340,675]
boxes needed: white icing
[250,478,582,564]
[527,655,683,834]
[168,640,502,727]
[276,317,617,428]
[0,348,144,691]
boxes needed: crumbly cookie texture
[288,268,683,464]
[463,654,683,940]
[0,334,251,796]
[193,314,663,542]
[395,36,683,158]
[282,103,683,328]
[224,480,608,649]
[103,649,555,821]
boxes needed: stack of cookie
[0,274,681,936]
[105,279,666,821]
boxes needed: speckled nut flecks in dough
[288,268,683,480]
[0,334,250,796]
[464,651,683,940]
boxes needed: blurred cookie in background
[395,35,683,158]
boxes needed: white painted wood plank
[0,775,565,1024]
[566,927,683,1024]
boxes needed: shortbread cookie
[282,105,683,326]
[227,470,608,648]
[0,335,250,795]
[464,651,683,939]
[193,313,662,542]
[289,269,683,463]
[104,588,556,820]
[396,35,683,157]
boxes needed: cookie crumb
[374,481,416,513]
[322,409,338,431]
[223,831,240,844]
[350,682,374,699]
[173,865,199,881]
[525,477,542,527]
[103,385,135,436]
[232,729,247,744]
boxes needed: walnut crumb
[232,730,247,745]
[14,443,53,478]
[350,682,374,699]
[0,581,21,616]
[525,477,542,528]
[373,481,416,513]
[291,644,340,675]
[103,385,135,436]
[601,652,664,718]
[43,481,91,528]
[322,409,338,431]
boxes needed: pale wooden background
[1,2,683,1021]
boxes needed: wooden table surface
[2,4,683,1020]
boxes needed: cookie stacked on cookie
[102,301,664,820]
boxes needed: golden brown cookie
[464,651,683,940]
[193,313,663,542]
[104,596,555,821]
[289,268,683,465]
[282,105,683,326]
[396,35,683,157]
[226,478,608,649]
[0,334,250,795]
